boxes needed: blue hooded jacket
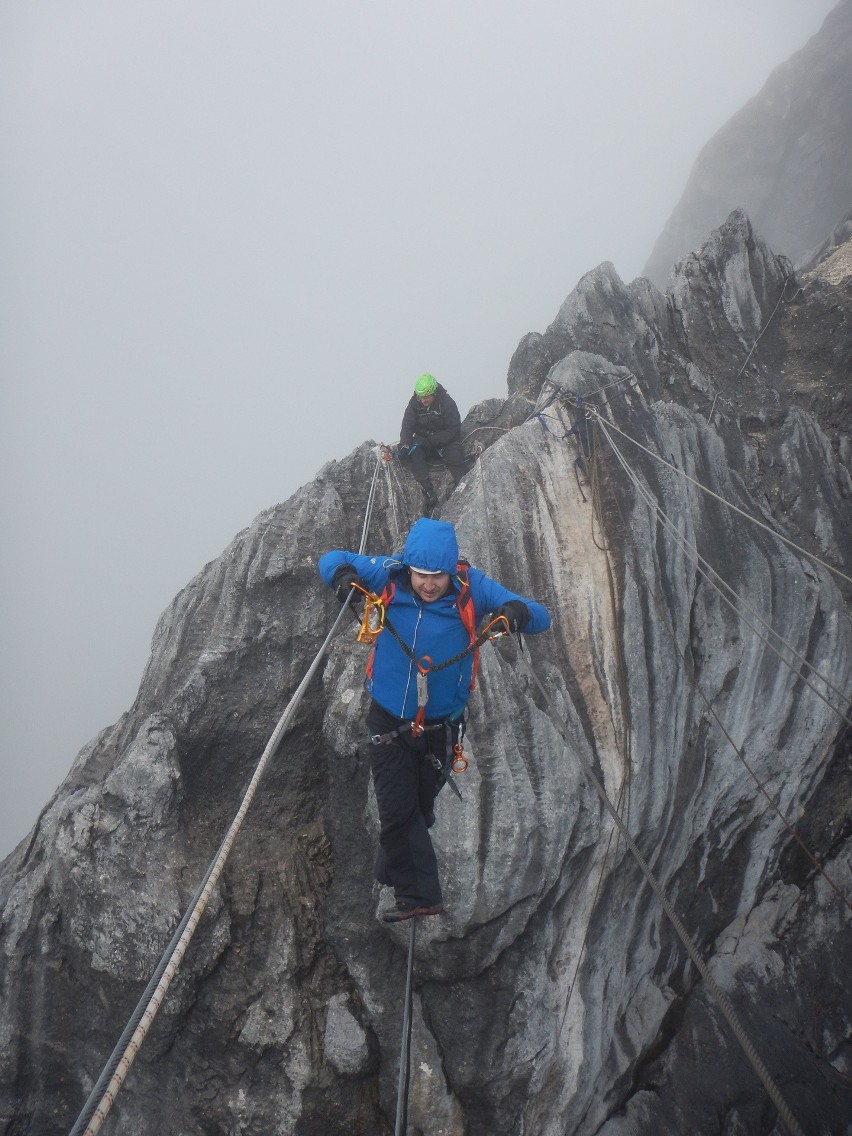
[318,518,551,721]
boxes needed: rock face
[1,210,851,1135]
[643,1,852,287]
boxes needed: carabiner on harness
[411,657,432,736]
[451,740,468,774]
[352,584,385,645]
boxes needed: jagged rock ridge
[1,210,850,1135]
[643,1,852,287]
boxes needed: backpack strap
[454,561,479,690]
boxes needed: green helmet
[414,373,438,398]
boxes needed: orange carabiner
[482,614,511,639]
[411,707,426,736]
[451,741,468,774]
[354,588,385,644]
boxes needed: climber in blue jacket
[319,517,551,923]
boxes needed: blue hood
[400,518,459,574]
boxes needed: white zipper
[399,603,423,716]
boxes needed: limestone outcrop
[643,1,852,287]
[1,211,850,1134]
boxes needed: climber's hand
[332,566,364,604]
[493,601,530,632]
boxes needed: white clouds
[0,0,837,856]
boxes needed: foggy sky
[0,0,837,858]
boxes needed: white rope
[360,450,383,551]
[375,444,402,547]
[70,468,380,1135]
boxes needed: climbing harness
[451,739,468,773]
[368,715,465,803]
[376,608,509,735]
[369,719,447,746]
[360,563,508,735]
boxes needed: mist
[0,0,837,857]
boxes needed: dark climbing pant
[408,440,469,489]
[366,701,460,909]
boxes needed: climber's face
[409,570,450,603]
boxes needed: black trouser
[408,440,469,488]
[366,701,460,908]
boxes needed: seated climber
[318,517,551,923]
[396,373,469,511]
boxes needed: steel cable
[518,656,806,1136]
[394,920,417,1135]
[591,409,852,588]
[599,419,852,729]
[68,458,384,1136]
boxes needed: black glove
[396,444,411,460]
[494,600,530,632]
[331,565,363,603]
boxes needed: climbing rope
[377,443,403,547]
[595,423,852,916]
[514,649,806,1136]
[556,778,626,1044]
[544,389,852,731]
[600,422,852,731]
[526,391,843,1131]
[707,275,793,422]
[68,466,385,1136]
[592,410,852,589]
[394,920,417,1136]
[463,425,509,446]
[360,447,385,550]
